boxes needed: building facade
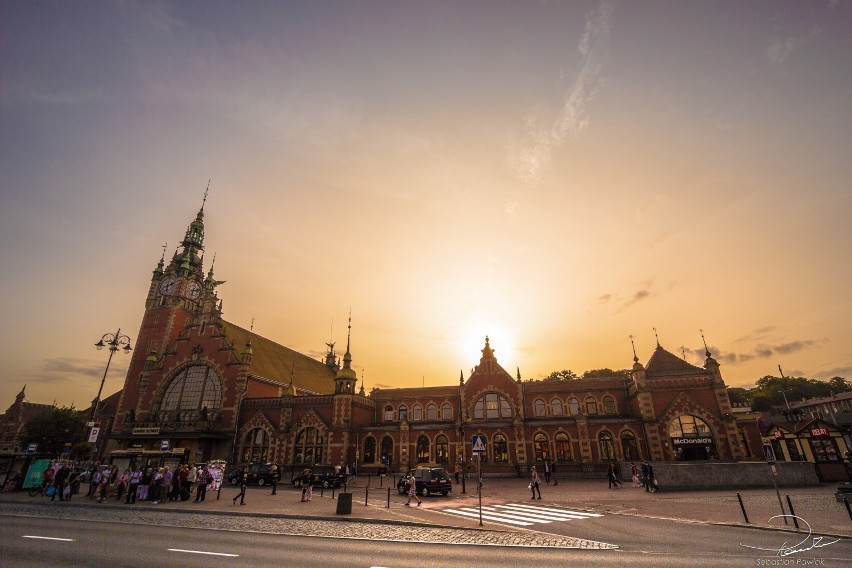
[97,205,753,475]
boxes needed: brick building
[97,204,755,474]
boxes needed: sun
[453,323,518,370]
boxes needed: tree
[21,406,87,457]
[582,368,631,379]
[726,387,749,406]
[543,369,579,381]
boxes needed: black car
[228,463,280,486]
[290,465,346,489]
[397,467,452,496]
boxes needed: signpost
[88,427,100,444]
[763,443,788,525]
[471,435,486,526]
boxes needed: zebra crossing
[440,502,603,526]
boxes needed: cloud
[27,357,126,384]
[681,339,822,367]
[598,293,612,304]
[765,28,820,66]
[512,0,613,183]
[816,365,852,379]
[599,279,658,314]
[734,326,777,343]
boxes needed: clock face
[187,281,201,299]
[159,278,176,295]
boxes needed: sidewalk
[3,475,850,538]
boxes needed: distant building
[0,386,53,454]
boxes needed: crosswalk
[440,503,603,526]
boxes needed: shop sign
[132,427,160,435]
[773,430,783,439]
[810,427,829,438]
[672,437,713,447]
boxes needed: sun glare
[454,324,518,371]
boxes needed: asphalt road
[3,516,850,568]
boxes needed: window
[568,398,580,416]
[620,432,638,461]
[473,393,512,419]
[668,415,711,437]
[384,405,393,421]
[241,428,269,464]
[551,399,563,416]
[555,432,571,462]
[436,435,449,464]
[603,396,616,415]
[159,364,222,413]
[293,427,323,464]
[380,436,393,465]
[810,438,840,463]
[585,397,598,415]
[533,432,550,462]
[412,404,422,421]
[427,404,438,421]
[441,403,453,420]
[398,405,408,421]
[363,437,376,464]
[493,433,508,463]
[785,439,803,461]
[598,431,615,460]
[534,399,546,417]
[416,435,430,463]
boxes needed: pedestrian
[138,467,152,501]
[453,462,460,484]
[161,466,172,502]
[607,461,622,488]
[300,468,313,502]
[529,465,542,499]
[194,466,210,502]
[233,465,248,505]
[543,460,552,485]
[52,464,69,502]
[631,462,641,487]
[404,470,421,507]
[270,464,279,495]
[125,466,141,504]
[645,461,657,493]
[187,463,198,498]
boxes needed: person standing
[186,463,198,499]
[404,470,421,507]
[270,464,279,495]
[530,466,542,499]
[645,461,656,493]
[630,462,640,487]
[453,463,460,484]
[52,464,68,502]
[195,466,210,502]
[543,460,552,485]
[300,468,313,502]
[607,461,622,488]
[233,465,249,505]
[125,466,141,504]
[150,467,164,504]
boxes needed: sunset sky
[1,1,850,409]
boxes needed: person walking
[630,462,641,487]
[530,465,542,499]
[300,468,313,502]
[232,465,249,505]
[270,464,279,495]
[404,470,421,507]
[645,461,657,493]
[607,461,622,488]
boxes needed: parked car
[228,463,280,486]
[397,466,452,496]
[290,465,346,489]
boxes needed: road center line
[23,535,75,542]
[167,549,239,557]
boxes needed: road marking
[167,549,239,557]
[23,535,75,542]
[442,503,603,526]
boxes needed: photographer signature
[740,515,841,557]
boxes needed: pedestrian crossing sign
[471,435,487,454]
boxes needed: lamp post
[92,328,132,420]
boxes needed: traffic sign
[26,443,37,454]
[471,435,487,454]
[88,427,100,443]
[160,440,170,451]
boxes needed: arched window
[621,432,639,461]
[293,427,324,464]
[435,435,449,464]
[241,428,269,464]
[427,403,438,421]
[473,393,512,419]
[363,436,376,464]
[380,436,393,465]
[551,398,563,416]
[441,403,453,420]
[603,395,617,414]
[384,405,393,421]
[668,415,711,437]
[412,404,423,421]
[398,405,408,421]
[493,433,508,463]
[585,397,598,415]
[159,364,222,414]
[555,432,571,462]
[567,398,580,416]
[533,432,550,462]
[598,431,615,460]
[534,399,546,417]
[416,435,430,463]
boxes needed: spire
[15,385,26,401]
[700,328,711,358]
[335,310,356,383]
[653,327,660,347]
[516,367,522,382]
[343,310,352,369]
[459,370,464,385]
[629,334,639,363]
[153,242,167,279]
[175,186,208,277]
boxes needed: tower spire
[653,327,660,347]
[700,328,711,358]
[629,334,639,363]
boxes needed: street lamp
[92,328,132,420]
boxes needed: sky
[1,0,851,409]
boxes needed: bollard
[335,491,353,515]
[844,497,852,520]
[737,493,750,524]
[365,487,369,506]
[785,495,799,529]
[332,485,335,499]
[320,484,324,497]
[387,487,391,508]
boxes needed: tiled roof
[222,321,336,395]
[645,345,706,377]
